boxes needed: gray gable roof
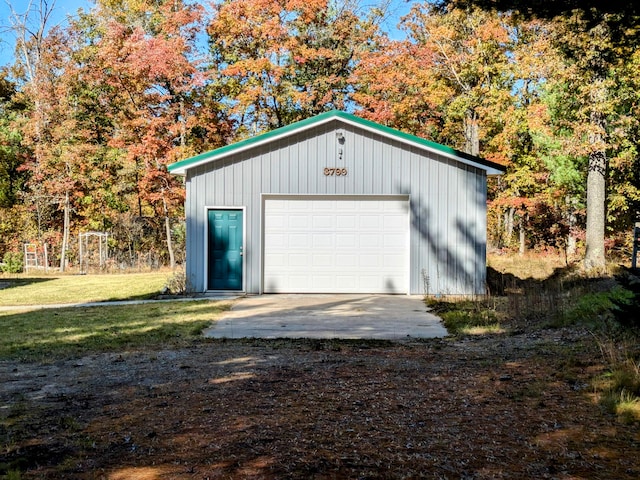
[168,110,506,176]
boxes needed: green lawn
[0,300,232,361]
[0,271,169,306]
[0,271,233,361]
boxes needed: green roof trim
[168,110,506,175]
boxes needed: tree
[207,0,383,133]
[83,0,214,268]
[0,73,30,255]
[0,74,27,209]
[354,3,514,158]
[487,17,588,256]
[451,0,640,268]
[6,0,78,270]
[607,48,640,235]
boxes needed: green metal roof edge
[168,112,333,173]
[336,111,505,173]
[168,110,506,174]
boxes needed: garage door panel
[359,215,382,229]
[360,257,383,270]
[359,200,379,211]
[264,253,286,267]
[289,234,311,248]
[311,275,335,289]
[269,216,285,228]
[336,277,356,289]
[264,197,408,293]
[384,234,406,248]
[336,234,356,248]
[336,254,357,266]
[359,235,381,248]
[312,234,334,248]
[383,277,405,293]
[289,254,309,266]
[312,254,334,267]
[289,276,309,291]
[290,200,311,211]
[384,256,405,271]
[384,215,406,228]
[289,215,310,228]
[265,233,285,247]
[336,215,356,229]
[312,215,334,229]
[359,275,382,289]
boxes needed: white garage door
[263,196,409,293]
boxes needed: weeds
[163,267,193,295]
[433,255,640,421]
[426,297,503,335]
[555,286,635,329]
[592,333,640,422]
[615,391,640,424]
[600,390,640,424]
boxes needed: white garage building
[168,111,504,295]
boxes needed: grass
[615,392,640,423]
[553,286,636,328]
[0,271,169,306]
[435,253,640,421]
[437,308,504,335]
[0,269,233,361]
[0,300,232,362]
[426,297,504,336]
[488,251,569,281]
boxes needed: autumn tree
[0,74,27,209]
[607,47,640,235]
[0,73,30,254]
[354,4,589,254]
[486,17,587,256]
[351,35,447,140]
[452,0,640,268]
[80,0,215,268]
[6,0,80,269]
[207,0,383,134]
[354,3,514,158]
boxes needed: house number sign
[323,167,348,176]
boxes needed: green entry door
[207,209,243,290]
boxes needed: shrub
[557,286,635,328]
[1,251,23,273]
[163,267,192,295]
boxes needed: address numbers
[324,167,348,176]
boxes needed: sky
[0,0,88,66]
[0,0,413,68]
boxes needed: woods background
[1,0,639,272]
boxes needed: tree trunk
[565,195,577,258]
[584,80,607,270]
[519,215,526,256]
[584,148,606,269]
[60,190,70,272]
[505,207,514,245]
[464,110,480,156]
[161,190,176,269]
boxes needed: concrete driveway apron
[203,294,447,340]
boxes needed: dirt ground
[1,324,639,479]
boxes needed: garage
[168,110,504,295]
[263,196,409,294]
